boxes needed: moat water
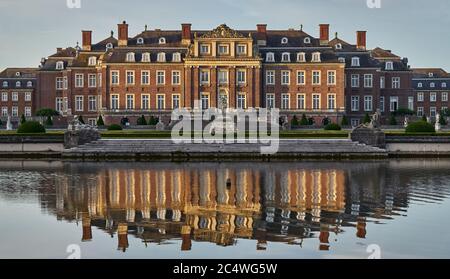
[0,160,449,259]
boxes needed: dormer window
[106,43,113,51]
[266,52,275,62]
[172,52,181,62]
[385,61,394,70]
[157,52,166,62]
[281,52,290,62]
[430,82,435,88]
[335,43,342,50]
[137,37,144,45]
[56,61,64,70]
[126,52,135,62]
[15,72,21,77]
[428,72,434,77]
[297,52,306,62]
[141,52,151,62]
[304,37,311,44]
[351,57,360,67]
[15,81,21,88]
[88,56,97,66]
[311,52,321,63]
[442,82,447,88]
[281,37,288,44]
[417,82,423,88]
[338,57,346,63]
[27,81,33,87]
[2,81,8,88]
[158,37,166,44]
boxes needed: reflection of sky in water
[0,160,450,259]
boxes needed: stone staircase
[62,139,387,160]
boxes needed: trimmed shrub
[45,116,53,126]
[389,114,397,125]
[421,115,427,122]
[439,115,448,126]
[300,114,308,126]
[17,121,46,134]
[322,117,330,126]
[20,114,27,125]
[406,121,435,133]
[394,108,415,116]
[341,115,349,126]
[107,124,123,131]
[148,116,159,125]
[120,117,129,126]
[78,115,85,124]
[324,123,342,131]
[97,115,105,126]
[291,115,299,127]
[307,117,315,126]
[36,108,59,117]
[363,113,371,124]
[137,115,147,125]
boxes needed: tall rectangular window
[351,96,359,111]
[364,74,373,88]
[63,77,68,89]
[12,92,18,102]
[1,92,7,101]
[312,94,320,110]
[88,96,97,111]
[297,94,305,110]
[237,70,246,85]
[408,96,414,111]
[390,96,399,112]
[237,93,246,109]
[392,77,401,89]
[380,96,385,112]
[157,71,165,85]
[364,96,373,111]
[327,94,336,110]
[172,71,181,85]
[281,94,290,109]
[56,77,64,90]
[25,92,31,102]
[25,107,31,117]
[200,70,210,85]
[1,107,7,117]
[88,74,97,88]
[266,71,275,85]
[417,92,424,102]
[312,71,321,85]
[126,94,134,109]
[141,95,150,110]
[111,71,119,85]
[157,95,165,110]
[141,71,150,85]
[172,94,180,109]
[75,96,83,111]
[430,92,437,102]
[12,106,18,117]
[56,97,63,112]
[351,74,360,88]
[417,107,424,117]
[75,74,84,88]
[201,93,209,110]
[126,71,135,85]
[442,92,448,102]
[327,71,336,85]
[297,71,305,85]
[281,71,290,85]
[218,70,228,84]
[380,76,385,89]
[266,94,275,109]
[111,95,119,110]
[430,107,437,117]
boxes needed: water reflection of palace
[25,161,450,252]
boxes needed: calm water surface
[0,160,450,259]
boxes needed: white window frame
[157,52,166,62]
[56,77,64,90]
[237,93,247,109]
[266,52,275,62]
[281,52,290,62]
[297,94,305,110]
[141,71,150,85]
[156,71,165,85]
[430,92,437,102]
[172,71,181,85]
[25,92,32,102]
[126,94,134,110]
[327,94,336,110]
[266,93,275,109]
[111,94,119,110]
[392,77,401,89]
[312,94,321,110]
[172,94,180,109]
[11,92,18,102]
[237,69,246,85]
[442,92,448,102]
[200,70,210,85]
[1,92,7,102]
[141,94,150,110]
[364,74,373,88]
[312,71,321,85]
[281,71,290,85]
[126,71,135,85]
[390,96,399,112]
[327,71,336,85]
[351,96,360,112]
[351,74,360,88]
[351,57,360,67]
[417,92,424,102]
[408,96,414,111]
[75,74,84,88]
[364,95,373,112]
[25,106,31,117]
[266,70,275,85]
[88,95,97,111]
[111,71,119,85]
[75,96,84,112]
[157,94,165,110]
[281,94,290,110]
[88,74,97,88]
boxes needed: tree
[341,115,349,126]
[97,115,105,126]
[137,115,147,125]
[322,117,330,126]
[421,115,427,122]
[20,114,26,125]
[148,116,159,125]
[389,114,397,125]
[300,114,308,126]
[439,115,448,126]
[307,117,315,126]
[363,113,371,124]
[78,115,85,124]
[36,108,59,117]
[291,115,299,127]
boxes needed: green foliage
[137,115,148,125]
[120,117,129,126]
[421,115,427,122]
[439,115,448,126]
[97,115,105,126]
[389,114,398,125]
[363,113,371,124]
[107,124,123,131]
[0,118,2,126]
[17,121,46,134]
[322,117,330,126]
[307,117,315,126]
[300,114,308,126]
[324,123,342,131]
[393,108,415,116]
[442,108,450,117]
[341,115,349,126]
[78,115,85,124]
[45,116,53,126]
[291,115,299,127]
[148,116,159,125]
[36,108,59,117]
[20,115,26,125]
[406,121,435,133]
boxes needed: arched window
[15,81,21,87]
[335,43,342,50]
[297,52,306,62]
[281,37,288,44]
[417,82,423,88]
[311,52,321,62]
[106,43,113,51]
[15,72,21,77]
[137,37,144,45]
[351,57,360,67]
[159,37,166,44]
[27,81,33,87]
[266,52,275,62]
[172,52,181,62]
[303,37,311,44]
[141,52,151,62]
[88,56,97,66]
[442,82,447,88]
[56,61,64,70]
[2,81,8,87]
[157,52,166,62]
[126,52,135,62]
[385,61,394,70]
[281,52,290,62]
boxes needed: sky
[0,0,449,71]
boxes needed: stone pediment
[200,24,245,39]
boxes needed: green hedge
[324,123,342,131]
[405,121,435,133]
[107,124,123,131]
[17,121,46,134]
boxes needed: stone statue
[156,120,165,131]
[404,116,409,128]
[6,115,13,131]
[435,113,441,131]
[427,116,431,123]
[368,109,381,129]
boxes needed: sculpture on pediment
[200,24,245,39]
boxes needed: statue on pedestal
[404,116,409,128]
[6,115,13,131]
[435,113,441,131]
[368,109,381,129]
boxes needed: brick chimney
[118,21,129,47]
[319,24,330,45]
[357,31,367,50]
[181,23,192,45]
[82,30,92,51]
[256,24,267,46]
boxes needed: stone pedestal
[350,126,385,148]
[64,128,100,149]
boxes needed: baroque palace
[1,21,448,127]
